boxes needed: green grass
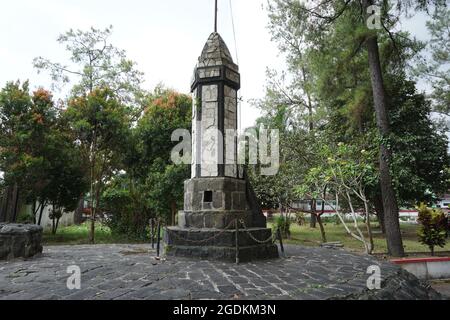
[269,221,450,257]
[42,222,146,245]
[44,220,449,258]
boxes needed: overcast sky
[0,0,432,130]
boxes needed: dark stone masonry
[165,32,278,262]
[0,223,43,260]
[0,244,443,300]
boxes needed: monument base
[164,226,279,262]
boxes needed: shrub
[417,203,448,256]
[273,215,291,239]
[295,212,306,226]
[321,215,341,225]
[16,211,34,224]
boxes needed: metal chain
[238,219,276,244]
[164,218,278,245]
[164,218,238,244]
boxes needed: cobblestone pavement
[0,244,442,300]
[430,280,450,299]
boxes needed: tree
[387,78,450,206]
[102,88,192,238]
[297,142,378,254]
[0,82,88,227]
[136,88,192,224]
[414,6,450,114]
[248,112,312,230]
[43,118,88,234]
[34,25,145,242]
[0,81,37,221]
[417,203,448,256]
[267,0,447,256]
[266,3,323,226]
[64,88,131,243]
[101,172,151,239]
[33,26,145,108]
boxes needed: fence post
[150,219,155,249]
[277,227,285,257]
[156,219,161,259]
[235,218,239,265]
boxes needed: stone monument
[164,31,279,262]
[0,223,43,260]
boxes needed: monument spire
[164,11,278,262]
[214,0,218,33]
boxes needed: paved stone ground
[430,280,450,299]
[0,244,443,300]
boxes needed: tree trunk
[32,201,36,224]
[317,215,327,243]
[90,180,102,244]
[310,199,317,228]
[317,186,327,243]
[74,197,84,225]
[0,187,9,223]
[364,198,374,254]
[363,0,404,257]
[373,193,386,234]
[12,184,20,222]
[54,217,60,235]
[89,125,98,244]
[37,203,46,226]
[171,201,177,226]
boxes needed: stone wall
[0,223,43,260]
[182,177,252,229]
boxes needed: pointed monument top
[197,32,239,72]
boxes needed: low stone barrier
[0,223,43,260]
[391,257,450,280]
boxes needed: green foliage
[0,81,88,227]
[294,212,306,226]
[33,26,144,107]
[414,7,450,114]
[296,141,378,201]
[267,0,450,210]
[135,89,192,223]
[100,88,192,237]
[273,215,291,239]
[101,174,150,240]
[387,79,450,205]
[42,222,142,245]
[64,87,131,241]
[417,203,448,255]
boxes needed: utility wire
[229,0,242,132]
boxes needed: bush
[417,203,448,256]
[101,182,152,241]
[320,215,341,225]
[295,212,306,226]
[273,215,291,239]
[16,211,34,224]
